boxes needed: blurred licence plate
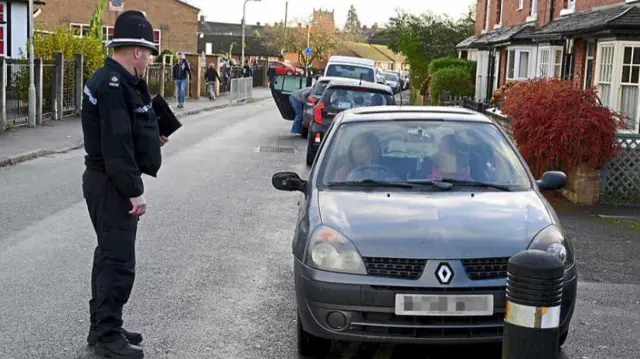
[395,294,494,316]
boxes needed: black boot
[88,328,143,346]
[95,336,144,359]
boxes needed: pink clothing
[333,167,350,181]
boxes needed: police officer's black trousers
[83,169,138,343]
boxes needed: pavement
[0,88,273,168]
[0,97,638,359]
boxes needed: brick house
[458,0,640,133]
[34,0,200,54]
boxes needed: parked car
[324,56,376,83]
[269,74,316,122]
[269,61,304,76]
[301,76,341,139]
[381,71,400,94]
[304,78,395,166]
[271,106,576,357]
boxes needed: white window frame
[475,50,491,102]
[594,41,640,133]
[518,0,524,10]
[495,0,504,28]
[153,29,161,53]
[70,23,91,38]
[561,0,576,16]
[584,41,596,89]
[527,0,538,22]
[483,0,491,33]
[536,45,563,78]
[506,46,536,81]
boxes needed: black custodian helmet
[107,10,159,56]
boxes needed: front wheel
[287,70,293,75]
[297,314,331,358]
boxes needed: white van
[323,56,376,83]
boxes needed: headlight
[305,225,367,275]
[528,225,575,268]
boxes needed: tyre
[301,126,309,139]
[297,314,331,358]
[287,70,293,75]
[305,145,315,166]
[559,331,568,347]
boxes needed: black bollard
[502,249,564,359]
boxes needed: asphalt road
[0,100,638,359]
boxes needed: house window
[537,46,563,78]
[584,41,596,89]
[484,0,491,31]
[507,47,534,80]
[70,23,91,37]
[205,42,213,54]
[153,29,161,52]
[538,48,550,77]
[553,48,563,77]
[594,41,640,132]
[476,51,490,102]
[0,3,5,56]
[568,0,576,10]
[518,0,524,9]
[497,0,504,25]
[530,0,538,16]
[102,26,114,45]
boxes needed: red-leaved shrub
[500,78,624,177]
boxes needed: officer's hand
[129,195,147,216]
[160,136,169,146]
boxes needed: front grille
[363,257,427,280]
[462,257,509,280]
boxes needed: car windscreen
[311,80,331,97]
[318,120,531,189]
[322,87,395,111]
[383,73,398,81]
[325,64,375,82]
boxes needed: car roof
[325,78,393,93]
[338,106,494,124]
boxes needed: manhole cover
[257,145,295,154]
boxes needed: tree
[378,10,474,92]
[343,5,362,42]
[261,19,339,71]
[88,0,107,41]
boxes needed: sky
[183,0,475,27]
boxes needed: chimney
[256,22,260,26]
[200,15,205,22]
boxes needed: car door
[270,75,309,120]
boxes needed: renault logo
[435,262,454,285]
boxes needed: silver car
[272,106,577,357]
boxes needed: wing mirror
[272,171,307,192]
[536,171,567,191]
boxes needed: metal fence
[230,77,253,102]
[1,53,81,131]
[5,58,30,126]
[600,134,640,204]
[62,59,77,116]
[477,105,640,205]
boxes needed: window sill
[481,29,488,34]
[526,14,537,23]
[560,8,575,16]
[494,24,502,30]
[517,7,523,11]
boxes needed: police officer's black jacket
[82,57,162,198]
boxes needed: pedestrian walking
[81,10,168,359]
[243,60,253,78]
[172,52,191,108]
[289,86,312,135]
[204,62,221,101]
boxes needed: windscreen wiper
[327,179,413,188]
[417,178,513,191]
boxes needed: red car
[269,61,304,76]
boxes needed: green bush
[428,66,474,104]
[14,26,105,105]
[428,57,474,74]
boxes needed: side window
[271,75,307,94]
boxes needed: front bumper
[295,259,577,344]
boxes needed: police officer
[81,10,167,359]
